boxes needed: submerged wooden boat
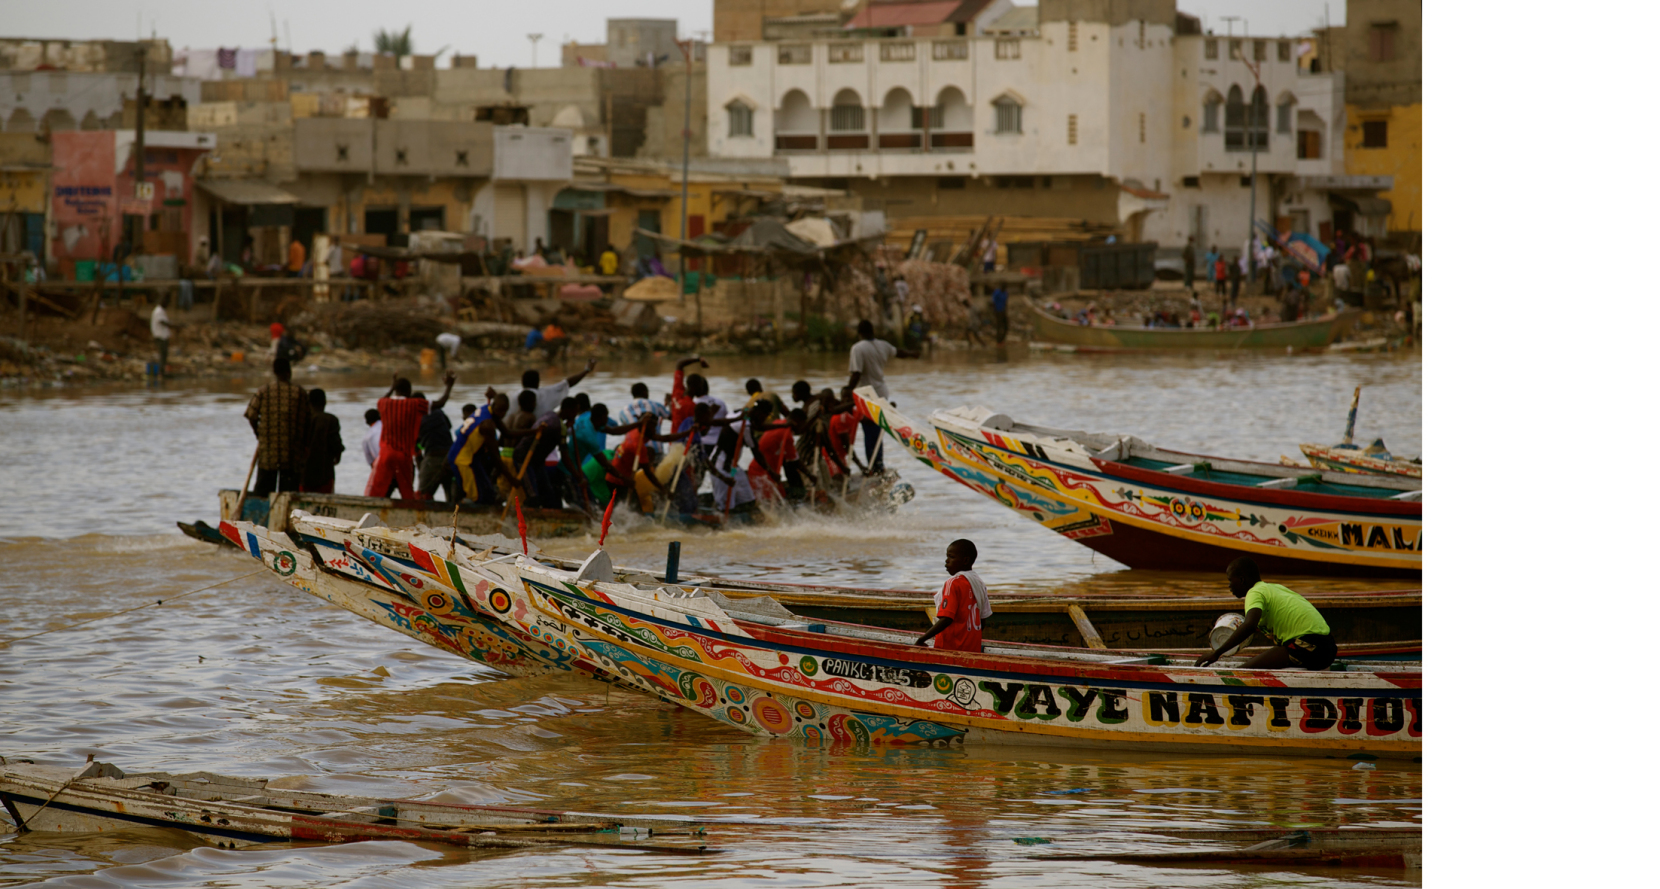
[0,760,712,853]
[857,391,1421,578]
[1028,298,1361,351]
[1039,827,1421,867]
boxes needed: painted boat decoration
[1287,387,1422,480]
[218,517,613,682]
[855,390,1422,578]
[1298,443,1422,480]
[501,563,1423,759]
[0,760,713,853]
[286,511,1420,659]
[1027,298,1362,351]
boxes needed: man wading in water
[1195,557,1337,670]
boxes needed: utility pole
[1238,24,1264,290]
[134,44,146,205]
[527,33,543,68]
[677,37,697,330]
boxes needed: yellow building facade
[1343,102,1421,235]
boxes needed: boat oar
[1343,386,1361,445]
[232,448,259,522]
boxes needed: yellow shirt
[600,251,619,275]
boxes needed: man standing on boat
[916,539,992,652]
[244,357,313,496]
[847,319,920,473]
[1195,557,1337,670]
[367,371,455,500]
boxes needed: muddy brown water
[0,347,1421,887]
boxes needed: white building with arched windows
[705,0,1387,253]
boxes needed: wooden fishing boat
[182,468,914,548]
[497,560,1423,758]
[1027,298,1361,351]
[1298,443,1422,480]
[857,391,1421,578]
[218,518,625,683]
[283,511,1420,657]
[0,760,713,853]
[1288,388,1422,480]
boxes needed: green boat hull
[1030,303,1362,350]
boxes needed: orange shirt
[757,426,797,477]
[607,429,646,486]
[828,412,857,463]
[668,369,696,433]
[931,574,984,653]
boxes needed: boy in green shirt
[1195,557,1337,670]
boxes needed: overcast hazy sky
[11,1,1345,70]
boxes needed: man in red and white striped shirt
[367,371,455,499]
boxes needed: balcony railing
[932,40,968,61]
[878,132,922,149]
[828,42,863,63]
[826,134,869,150]
[880,42,915,62]
[930,131,974,149]
[775,134,820,151]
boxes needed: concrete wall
[608,19,680,67]
[1342,101,1420,233]
[294,118,372,172]
[373,120,495,178]
[0,71,199,134]
[495,127,574,181]
[0,38,170,74]
[713,0,843,43]
[640,64,706,160]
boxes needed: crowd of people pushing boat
[241,316,1338,668]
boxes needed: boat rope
[0,571,261,648]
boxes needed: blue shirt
[570,412,608,469]
[992,288,1008,313]
[620,397,669,453]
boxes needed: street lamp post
[527,33,543,68]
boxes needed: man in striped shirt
[367,371,455,499]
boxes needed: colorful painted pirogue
[503,555,1422,759]
[1289,387,1423,480]
[280,511,1420,657]
[1298,443,1422,480]
[1027,298,1362,351]
[223,516,1421,758]
[218,517,655,691]
[0,760,711,853]
[855,390,1422,578]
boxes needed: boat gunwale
[928,423,1421,517]
[529,576,1422,694]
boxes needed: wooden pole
[232,448,259,523]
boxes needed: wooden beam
[1067,604,1107,650]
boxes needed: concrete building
[1316,0,1421,239]
[705,0,1397,253]
[49,129,216,273]
[0,70,199,134]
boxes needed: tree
[373,26,413,60]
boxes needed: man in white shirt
[503,359,597,427]
[362,409,381,468]
[150,302,173,376]
[847,318,919,471]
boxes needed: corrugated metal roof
[196,179,300,205]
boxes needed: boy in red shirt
[916,539,992,653]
